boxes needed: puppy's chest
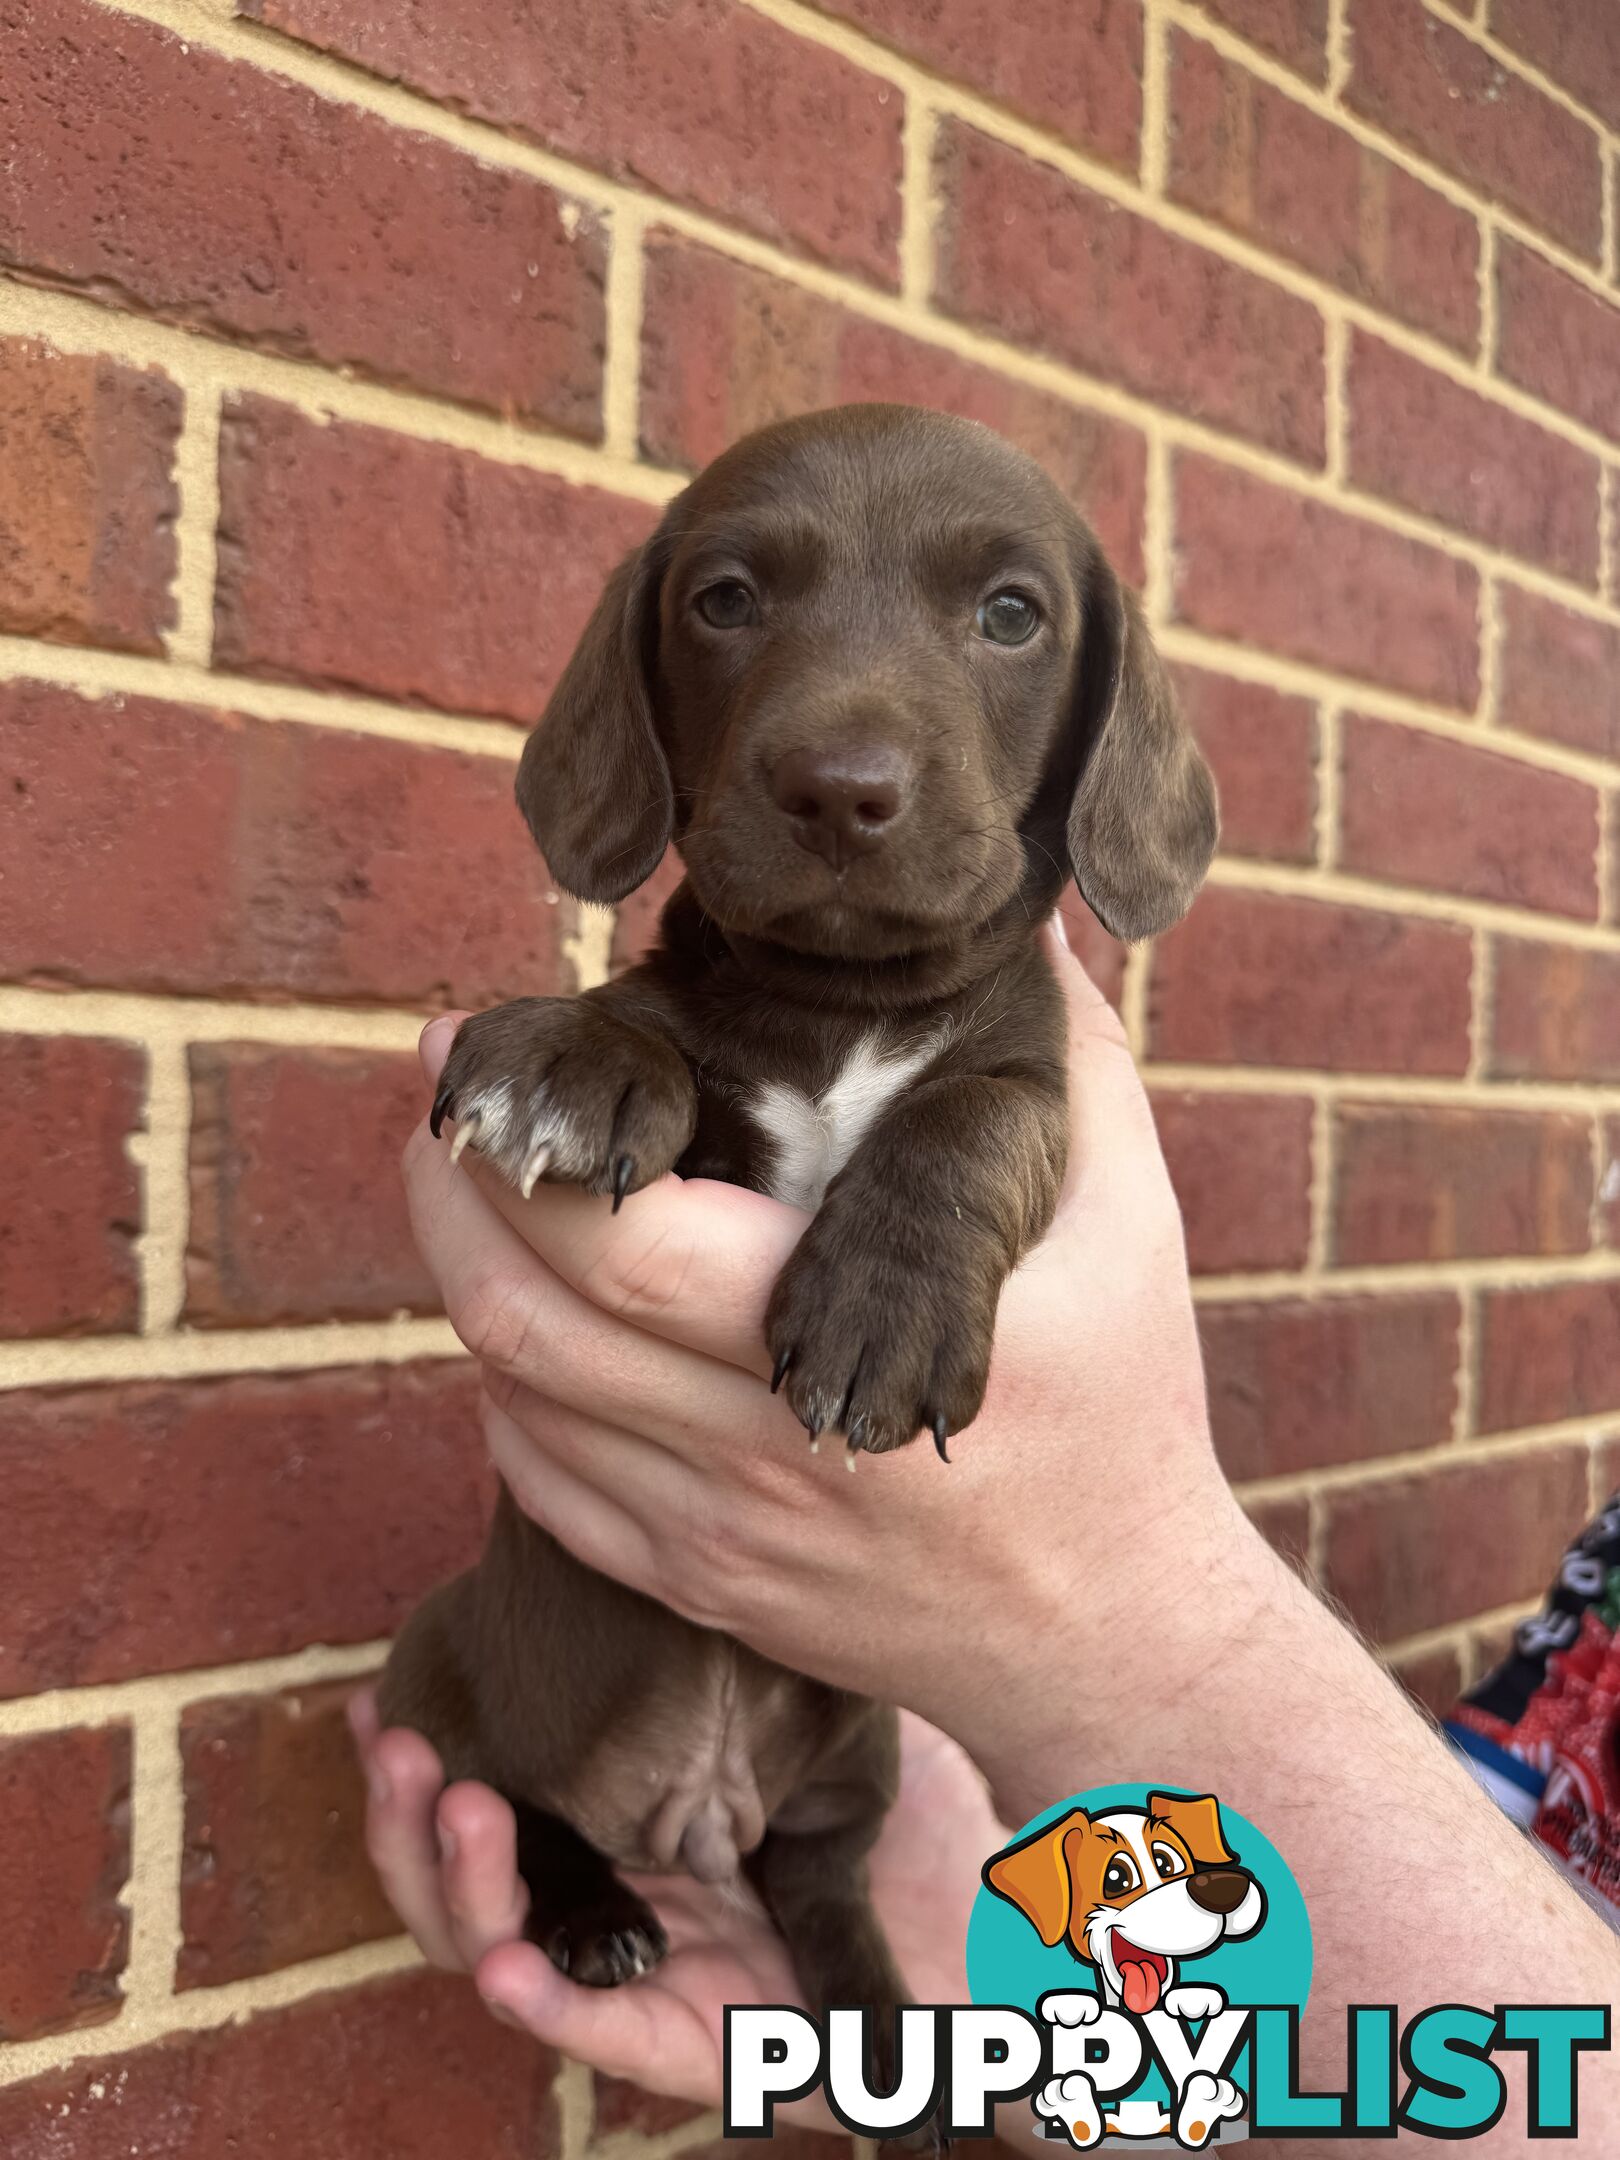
[741,1031,942,1210]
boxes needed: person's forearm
[949,1507,1620,2153]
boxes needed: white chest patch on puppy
[750,1033,940,1211]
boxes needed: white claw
[519,1143,552,1199]
[449,1113,481,1165]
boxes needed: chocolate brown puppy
[379,406,1216,2084]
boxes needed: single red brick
[179,1678,396,1989]
[1497,586,1620,760]
[0,1726,130,2044]
[934,120,1325,463]
[1338,713,1600,919]
[1242,1493,1313,1577]
[1168,664,1317,863]
[1388,1641,1465,1721]
[1172,454,1481,708]
[1149,888,1474,1075]
[1321,1447,1590,1640]
[1150,1091,1314,1274]
[0,1362,489,1697]
[1333,1104,1594,1265]
[1496,240,1620,450]
[1196,0,1329,78]
[814,0,1143,169]
[215,397,655,726]
[638,232,1148,583]
[0,337,180,655]
[0,0,605,431]
[594,2077,711,2138]
[1347,331,1599,584]
[0,1036,143,1340]
[1488,940,1620,1083]
[1345,0,1602,260]
[240,0,901,287]
[0,680,563,1007]
[1492,0,1620,130]
[187,1045,435,1328]
[1168,32,1478,352]
[1201,1293,1458,1481]
[0,1971,559,2158]
[1477,1282,1620,1433]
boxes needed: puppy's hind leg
[513,1803,669,1990]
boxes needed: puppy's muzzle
[1187,1867,1253,1915]
[770,742,914,872]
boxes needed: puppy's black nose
[770,745,912,871]
[1187,1868,1251,1915]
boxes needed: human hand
[401,925,1253,1794]
[351,1689,1004,2125]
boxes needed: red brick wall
[3,0,1618,2139]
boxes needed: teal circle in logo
[968,1783,1311,2014]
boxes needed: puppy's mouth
[1109,1934,1169,2015]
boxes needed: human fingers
[474,1937,702,2093]
[436,1780,532,1969]
[402,1121,775,1454]
[356,1712,463,1969]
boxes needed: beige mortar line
[0,1318,465,1393]
[1303,1489,1327,1585]
[84,0,1620,478]
[0,984,432,1050]
[1145,1062,1620,1111]
[1475,578,1502,727]
[1139,0,1171,197]
[1478,220,1500,373]
[602,204,648,463]
[561,904,619,994]
[554,2056,597,2160]
[1120,944,1151,1062]
[1231,1414,1610,1509]
[0,635,526,762]
[1191,1247,1620,1303]
[1464,928,1490,1082]
[0,276,682,511]
[1204,854,1620,955]
[0,1935,422,2090]
[119,1700,185,2021]
[0,1638,389,1741]
[1601,466,1618,608]
[1325,0,1351,100]
[1314,704,1340,867]
[1374,1593,1541,1677]
[166,382,221,670]
[1305,1096,1334,1274]
[133,1040,190,1335]
[898,96,939,306]
[1606,145,1619,285]
[590,2112,729,2160]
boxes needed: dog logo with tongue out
[982,1791,1267,2148]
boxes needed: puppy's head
[519,405,1216,962]
[984,1793,1265,2014]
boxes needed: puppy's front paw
[432,998,696,1207]
[765,1214,998,1459]
[536,1887,668,1988]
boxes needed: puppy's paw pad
[541,1901,668,1989]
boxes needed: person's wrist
[936,1467,1265,1824]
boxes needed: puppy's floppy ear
[1067,551,1217,940]
[515,541,673,903]
[1148,1792,1236,1870]
[983,1808,1089,1948]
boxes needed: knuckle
[580,1214,695,1323]
[447,1261,546,1375]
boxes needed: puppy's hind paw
[539,1894,668,1988]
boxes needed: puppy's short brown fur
[379,406,1216,2074]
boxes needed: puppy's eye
[1102,1857,1139,1898]
[695,580,758,629]
[976,589,1039,646]
[1151,1843,1185,1881]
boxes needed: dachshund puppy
[379,405,1216,2081]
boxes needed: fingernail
[368,1765,391,1807]
[481,1996,523,2030]
[439,1826,458,1864]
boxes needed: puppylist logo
[721,1784,1610,2148]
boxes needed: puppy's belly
[554,1644,811,1884]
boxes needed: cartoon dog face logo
[983,1791,1266,2015]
